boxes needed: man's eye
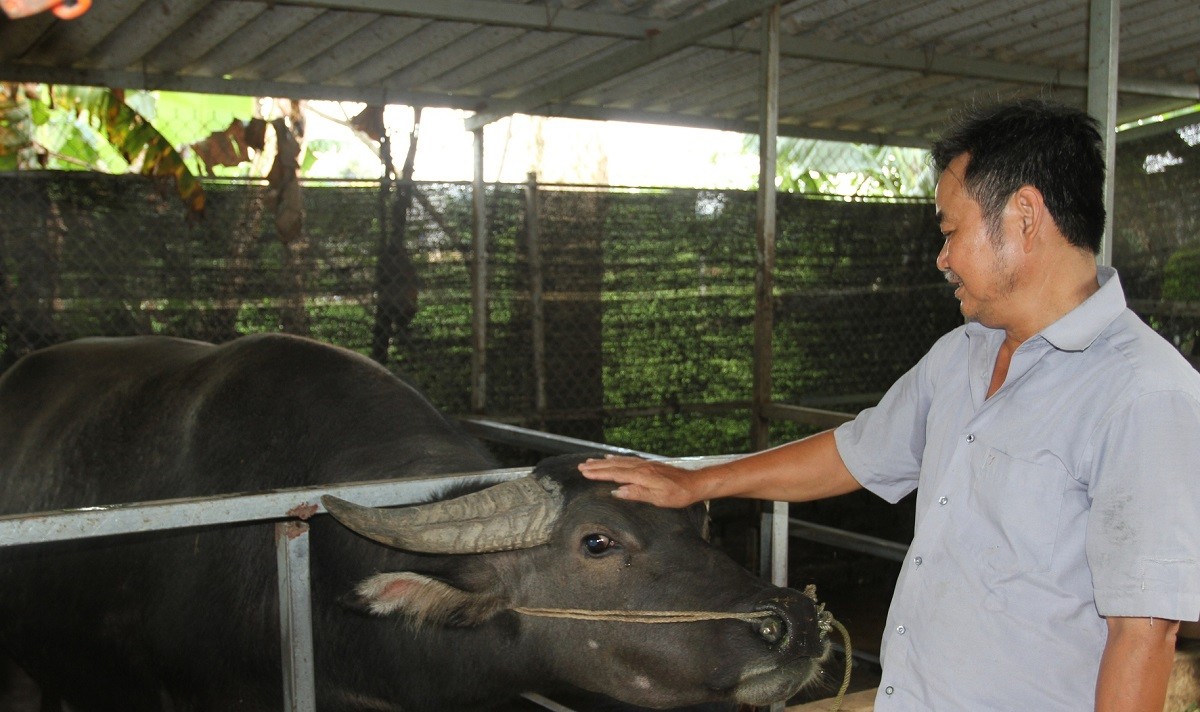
[581,533,616,556]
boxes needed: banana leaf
[62,86,205,215]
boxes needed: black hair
[930,99,1106,253]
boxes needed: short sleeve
[835,354,935,505]
[1086,389,1200,621]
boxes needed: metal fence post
[752,3,780,453]
[276,521,317,712]
[524,172,547,420]
[471,127,489,413]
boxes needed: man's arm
[577,429,863,507]
[1095,616,1180,712]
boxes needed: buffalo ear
[352,572,507,628]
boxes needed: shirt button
[965,433,975,443]
[913,556,923,566]
[885,686,895,695]
[896,625,906,635]
[938,496,948,505]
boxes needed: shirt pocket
[967,446,1068,573]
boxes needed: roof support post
[524,172,548,423]
[753,11,790,674]
[463,0,783,130]
[471,128,489,413]
[751,3,779,453]
[1088,0,1119,267]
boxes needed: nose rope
[511,606,773,624]
[511,586,855,712]
[828,617,853,712]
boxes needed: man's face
[934,153,1021,327]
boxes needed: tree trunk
[371,109,422,365]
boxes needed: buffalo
[0,333,828,710]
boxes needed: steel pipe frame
[0,451,742,711]
[0,467,533,712]
[0,420,906,709]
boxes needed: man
[579,99,1200,711]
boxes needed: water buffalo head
[322,453,829,709]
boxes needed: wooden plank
[787,688,877,712]
[788,643,1200,712]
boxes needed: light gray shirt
[835,267,1200,711]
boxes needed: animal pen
[2,0,1200,708]
[0,119,1198,709]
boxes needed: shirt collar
[965,265,1127,352]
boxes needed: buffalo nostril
[756,590,827,655]
[756,613,786,645]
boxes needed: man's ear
[350,572,507,628]
[1012,185,1047,250]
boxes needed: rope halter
[511,584,854,711]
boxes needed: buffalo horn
[321,476,564,554]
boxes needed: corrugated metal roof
[1,0,1198,146]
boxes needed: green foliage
[745,135,936,198]
[2,84,205,214]
[0,87,37,170]
[1,84,117,171]
[0,175,955,456]
[1155,246,1200,357]
[145,91,255,148]
[1162,247,1200,301]
[606,413,754,457]
[64,87,205,213]
[514,186,954,454]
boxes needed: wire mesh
[1113,120,1200,367]
[0,119,1196,461]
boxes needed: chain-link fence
[1113,120,1200,367]
[0,118,1197,462]
[0,173,948,452]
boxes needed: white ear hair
[355,572,506,628]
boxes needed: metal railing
[0,465,531,711]
[0,420,904,710]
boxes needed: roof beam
[765,35,1198,101]
[274,0,654,38]
[0,57,930,146]
[278,0,1199,101]
[4,60,1187,150]
[463,0,784,130]
[1117,107,1200,143]
[536,103,935,149]
[0,64,481,111]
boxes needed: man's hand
[579,431,863,508]
[577,456,705,508]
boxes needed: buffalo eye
[581,533,617,556]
